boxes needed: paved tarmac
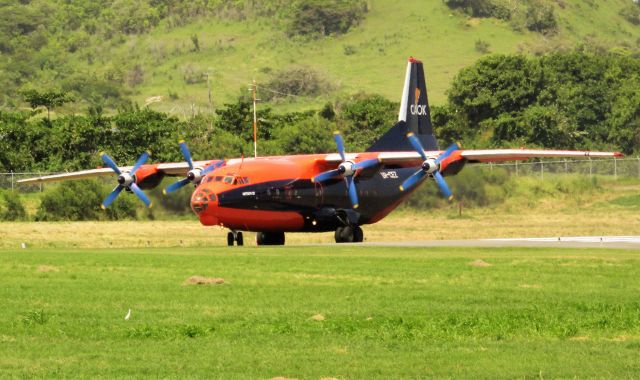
[360,236,640,250]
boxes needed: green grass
[2,246,640,378]
[75,0,640,114]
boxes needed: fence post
[614,157,617,180]
[515,160,518,176]
[11,171,14,191]
[564,159,568,174]
[540,161,544,180]
[589,158,593,177]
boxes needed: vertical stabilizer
[366,57,438,152]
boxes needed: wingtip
[399,185,405,192]
[406,132,414,138]
[100,204,106,210]
[149,203,154,209]
[353,204,359,209]
[333,130,341,136]
[448,195,455,202]
[179,139,185,144]
[162,189,167,196]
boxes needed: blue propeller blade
[352,158,380,171]
[202,160,224,175]
[333,132,346,162]
[179,140,194,170]
[101,185,124,209]
[164,178,191,195]
[313,168,342,183]
[407,133,428,161]
[100,153,122,175]
[435,143,460,164]
[433,171,454,201]
[130,183,152,208]
[131,151,151,175]
[399,170,427,192]
[346,176,359,209]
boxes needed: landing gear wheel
[353,226,364,243]
[236,232,244,246]
[227,232,234,246]
[335,226,354,243]
[256,232,285,246]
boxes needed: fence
[1,157,640,191]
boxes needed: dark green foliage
[475,39,490,54]
[336,93,398,152]
[443,0,511,20]
[274,116,334,154]
[287,0,367,38]
[0,190,27,221]
[22,89,72,120]
[35,180,137,221]
[523,1,557,34]
[439,52,640,154]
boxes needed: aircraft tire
[236,232,244,246]
[227,232,234,246]
[256,232,285,246]
[353,226,363,243]
[335,226,354,243]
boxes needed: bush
[475,39,491,54]
[263,66,333,100]
[620,4,640,25]
[287,0,367,38]
[35,180,137,221]
[444,0,511,20]
[0,190,27,221]
[524,2,557,34]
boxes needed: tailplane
[366,57,438,152]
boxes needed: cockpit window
[222,175,250,185]
[214,176,223,182]
[223,176,234,184]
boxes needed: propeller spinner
[312,131,380,209]
[399,132,460,201]
[100,151,153,208]
[163,140,224,194]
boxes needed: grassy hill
[2,0,639,115]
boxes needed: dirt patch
[321,378,340,380]
[37,265,59,273]
[469,259,491,267]
[310,314,325,321]
[183,276,225,286]
[519,284,542,289]
[570,336,589,341]
[269,377,296,380]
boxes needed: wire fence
[2,157,640,192]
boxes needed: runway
[361,236,640,250]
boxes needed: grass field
[1,246,640,378]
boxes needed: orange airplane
[19,58,622,246]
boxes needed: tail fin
[366,57,438,152]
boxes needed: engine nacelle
[133,165,165,190]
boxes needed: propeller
[399,133,460,201]
[100,151,153,209]
[312,131,380,209]
[163,140,224,195]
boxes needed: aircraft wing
[363,149,623,165]
[17,160,219,185]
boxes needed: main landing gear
[334,225,364,243]
[227,231,244,246]
[256,231,285,246]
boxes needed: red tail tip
[408,57,422,63]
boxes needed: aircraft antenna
[249,79,260,158]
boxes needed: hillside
[1,0,639,115]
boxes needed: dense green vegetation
[1,246,639,377]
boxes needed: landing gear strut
[256,231,285,246]
[227,231,244,246]
[335,225,363,243]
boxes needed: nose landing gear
[335,225,363,243]
[227,231,244,246]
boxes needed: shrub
[287,0,367,38]
[475,39,491,54]
[263,66,333,100]
[0,190,27,221]
[524,2,557,34]
[620,4,640,25]
[35,180,137,221]
[444,0,511,20]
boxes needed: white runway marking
[358,236,640,249]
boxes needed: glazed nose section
[190,189,217,215]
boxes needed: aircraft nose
[190,188,217,215]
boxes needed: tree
[22,89,72,121]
